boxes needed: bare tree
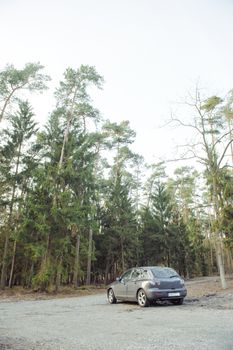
[166,88,233,289]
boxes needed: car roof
[137,266,170,269]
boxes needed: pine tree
[0,101,38,288]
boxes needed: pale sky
[1,0,233,168]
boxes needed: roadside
[0,285,106,302]
[184,275,233,310]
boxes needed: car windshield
[151,267,179,278]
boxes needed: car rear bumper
[146,287,187,301]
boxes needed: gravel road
[0,292,233,350]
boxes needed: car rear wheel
[171,298,183,305]
[137,289,150,307]
[108,288,117,304]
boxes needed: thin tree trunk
[58,112,72,169]
[44,233,51,264]
[227,119,233,165]
[167,249,170,267]
[212,175,227,289]
[120,236,125,271]
[210,241,214,274]
[8,240,17,288]
[73,233,81,287]
[226,249,233,272]
[104,256,111,285]
[28,262,34,288]
[55,257,63,291]
[86,227,93,285]
[216,242,227,289]
[58,86,78,170]
[0,232,10,288]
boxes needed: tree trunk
[27,262,34,288]
[216,241,227,289]
[8,240,17,288]
[0,232,10,288]
[44,233,51,264]
[226,249,233,272]
[86,227,93,285]
[58,86,78,170]
[212,175,228,289]
[104,256,111,285]
[58,112,72,169]
[55,257,63,292]
[227,119,233,165]
[73,234,80,287]
[120,236,125,271]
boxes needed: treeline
[0,63,233,291]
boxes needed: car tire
[108,288,117,304]
[137,289,150,307]
[171,298,183,305]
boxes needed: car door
[114,269,132,299]
[126,269,141,300]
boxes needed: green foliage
[32,259,54,291]
[55,65,103,103]
[0,62,50,121]
[201,96,223,112]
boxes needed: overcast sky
[1,0,233,167]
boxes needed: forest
[0,62,233,291]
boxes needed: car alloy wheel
[137,289,149,307]
[108,288,117,304]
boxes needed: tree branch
[212,129,233,149]
[218,139,233,168]
[164,155,197,163]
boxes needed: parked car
[107,266,187,307]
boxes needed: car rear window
[151,267,179,278]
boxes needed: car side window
[140,269,149,279]
[120,270,132,282]
[131,269,141,280]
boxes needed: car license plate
[168,292,180,297]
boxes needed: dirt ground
[185,275,233,310]
[186,275,233,298]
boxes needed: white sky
[1,0,233,168]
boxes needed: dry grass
[0,285,105,302]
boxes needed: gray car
[107,266,187,307]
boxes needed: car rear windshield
[151,267,179,278]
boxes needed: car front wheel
[137,289,150,307]
[108,288,117,304]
